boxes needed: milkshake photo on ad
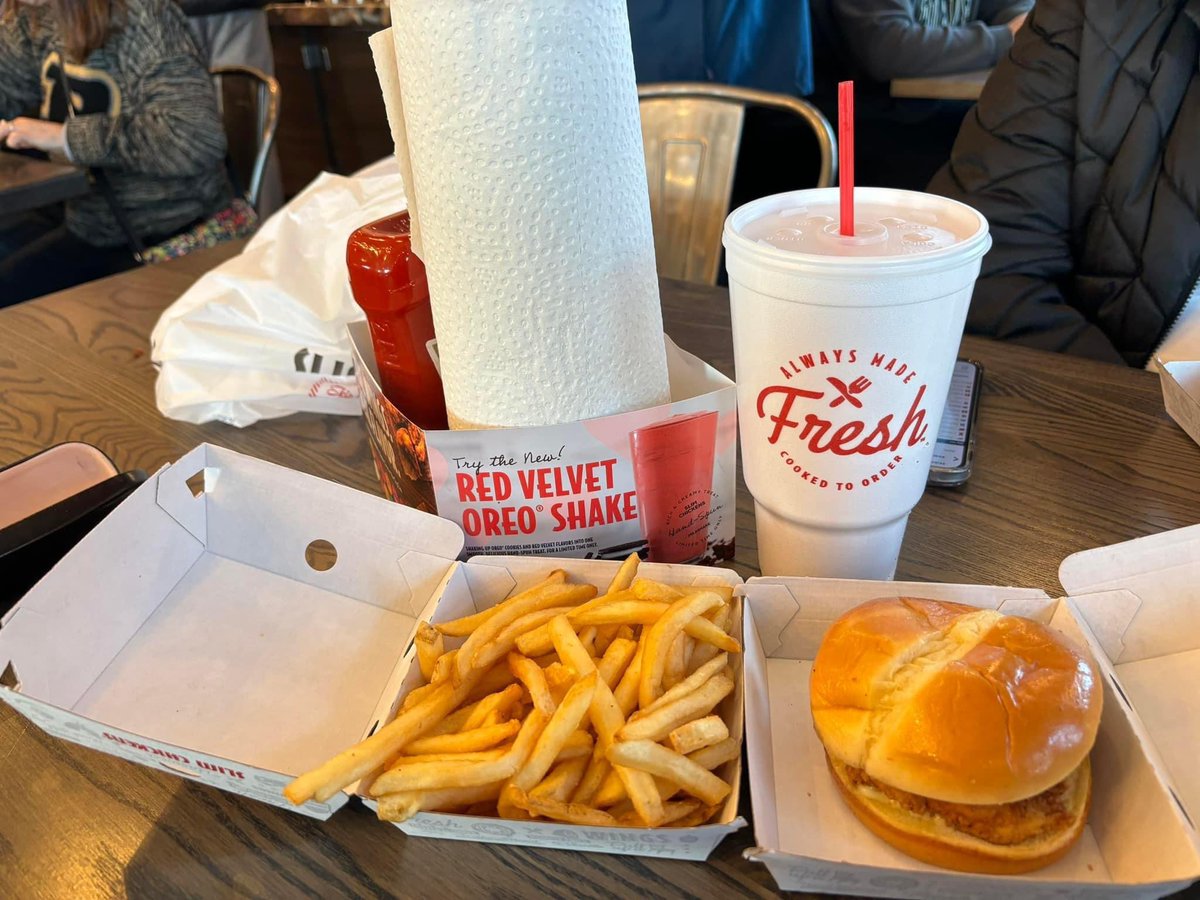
[629,410,719,563]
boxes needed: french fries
[415,622,443,682]
[436,571,567,636]
[668,715,729,755]
[619,673,734,743]
[556,730,594,760]
[284,679,472,805]
[639,591,725,709]
[376,781,503,821]
[283,557,742,830]
[371,711,547,794]
[531,757,589,802]
[455,582,597,684]
[663,632,688,689]
[502,672,598,812]
[686,735,741,771]
[607,553,640,594]
[637,653,728,717]
[508,652,556,715]
[606,740,732,806]
[462,684,523,730]
[689,605,730,673]
[509,786,619,826]
[596,637,637,689]
[405,720,521,755]
[592,735,739,807]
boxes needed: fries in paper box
[285,554,743,830]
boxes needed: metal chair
[638,82,837,285]
[210,65,281,213]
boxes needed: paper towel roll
[368,30,423,259]
[382,0,671,429]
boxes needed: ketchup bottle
[347,211,448,430]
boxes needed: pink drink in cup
[723,188,990,579]
[629,411,719,563]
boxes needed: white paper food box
[363,554,746,858]
[0,444,745,860]
[1156,358,1200,448]
[741,555,1200,899]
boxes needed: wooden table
[2,244,1200,898]
[890,68,990,101]
[0,150,89,217]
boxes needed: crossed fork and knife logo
[826,376,873,408]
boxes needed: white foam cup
[723,187,991,578]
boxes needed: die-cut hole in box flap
[0,444,465,817]
[1061,525,1200,864]
[363,555,747,858]
[157,444,464,614]
[740,576,1200,899]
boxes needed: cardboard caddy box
[0,444,746,860]
[740,527,1200,899]
[349,323,739,567]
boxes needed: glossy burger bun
[810,598,1103,805]
[827,753,1092,875]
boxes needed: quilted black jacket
[930,0,1200,366]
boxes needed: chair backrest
[638,82,837,285]
[210,65,281,213]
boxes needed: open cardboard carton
[741,538,1200,899]
[349,324,739,566]
[0,444,745,859]
[362,554,745,857]
[1156,358,1200,449]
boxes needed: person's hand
[0,117,67,153]
[1007,12,1028,36]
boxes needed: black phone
[928,359,983,487]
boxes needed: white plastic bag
[151,160,405,427]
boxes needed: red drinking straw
[838,80,855,236]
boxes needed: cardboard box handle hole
[305,539,338,571]
[185,471,205,498]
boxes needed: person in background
[930,0,1199,368]
[179,0,284,216]
[824,0,1030,82]
[0,0,230,305]
[809,0,1032,189]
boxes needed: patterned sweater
[0,0,229,247]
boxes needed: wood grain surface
[889,69,990,101]
[2,246,1200,900]
[0,151,90,218]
